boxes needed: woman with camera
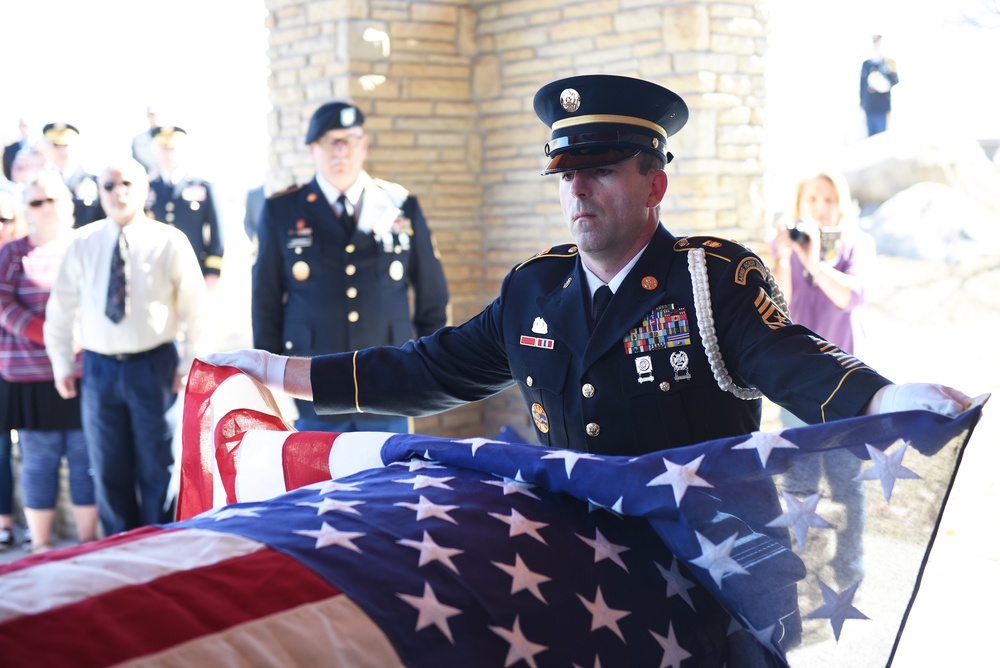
[770,170,878,589]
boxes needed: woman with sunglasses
[0,171,96,553]
[0,192,26,551]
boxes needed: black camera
[788,221,810,244]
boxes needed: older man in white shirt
[45,157,207,536]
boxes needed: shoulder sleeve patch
[674,235,752,263]
[515,244,579,271]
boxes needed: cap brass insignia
[559,88,581,112]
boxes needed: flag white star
[394,474,455,491]
[646,454,713,506]
[577,528,630,572]
[396,582,462,644]
[688,531,748,588]
[856,439,921,501]
[316,480,362,494]
[492,553,551,603]
[206,506,267,521]
[541,449,601,477]
[397,530,464,573]
[655,558,698,611]
[731,430,799,467]
[766,491,833,551]
[736,614,780,654]
[650,622,692,668]
[489,615,547,668]
[578,586,630,642]
[395,495,460,524]
[293,521,365,552]
[391,458,444,472]
[488,508,548,544]
[297,497,364,516]
[482,473,541,499]
[456,437,497,455]
[806,579,869,641]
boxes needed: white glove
[878,383,974,418]
[200,349,287,392]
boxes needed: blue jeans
[866,111,887,136]
[82,344,178,536]
[18,429,94,509]
[0,431,12,515]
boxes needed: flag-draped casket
[0,361,985,666]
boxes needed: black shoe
[0,528,14,551]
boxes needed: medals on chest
[623,304,691,355]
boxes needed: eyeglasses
[102,180,133,191]
[27,198,57,208]
[316,135,363,151]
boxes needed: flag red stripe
[0,544,340,667]
[283,432,337,491]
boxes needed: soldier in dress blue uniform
[214,74,971,450]
[251,101,450,433]
[145,126,224,288]
[42,123,104,228]
[860,34,899,136]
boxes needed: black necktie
[590,284,613,331]
[105,232,127,324]
[336,194,355,235]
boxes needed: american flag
[0,361,984,667]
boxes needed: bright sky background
[1,0,998,235]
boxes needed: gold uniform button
[659,381,671,392]
[345,264,356,276]
[346,287,358,298]
[165,212,175,223]
[348,311,359,323]
[526,376,534,387]
[345,244,355,253]
[284,341,293,350]
[586,422,600,437]
[165,202,175,212]
[582,383,595,398]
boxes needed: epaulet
[673,236,752,263]
[372,177,410,207]
[268,183,304,200]
[515,244,579,271]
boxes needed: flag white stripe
[113,593,405,668]
[0,530,266,623]
[235,431,298,502]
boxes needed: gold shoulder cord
[352,350,364,413]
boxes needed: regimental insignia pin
[292,261,310,281]
[635,355,654,384]
[531,403,550,433]
[563,276,573,288]
[560,88,581,112]
[641,276,658,291]
[520,335,554,350]
[670,351,691,381]
[306,192,318,203]
[341,107,357,127]
[532,317,548,335]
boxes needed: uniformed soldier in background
[145,126,224,289]
[41,123,104,228]
[213,73,971,448]
[250,101,449,433]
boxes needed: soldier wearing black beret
[211,75,971,457]
[250,100,450,433]
[145,126,225,287]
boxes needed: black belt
[93,342,172,362]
